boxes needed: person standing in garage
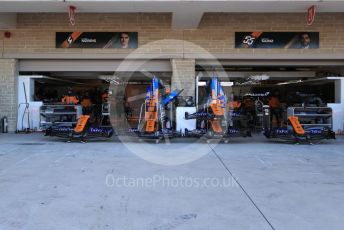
[269,91,282,128]
[61,88,79,122]
[61,88,79,104]
[80,91,93,116]
[101,89,109,102]
[241,95,256,129]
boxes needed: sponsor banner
[56,32,138,48]
[235,32,319,49]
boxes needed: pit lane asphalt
[0,133,343,230]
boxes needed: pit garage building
[0,0,344,133]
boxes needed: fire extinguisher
[1,116,8,133]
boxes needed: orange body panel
[288,116,305,135]
[74,115,90,133]
[145,99,158,133]
[210,120,223,133]
[211,99,224,116]
[146,119,156,132]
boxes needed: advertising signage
[235,32,319,49]
[56,32,138,48]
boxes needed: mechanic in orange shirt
[61,88,79,104]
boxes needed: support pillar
[171,59,195,99]
[0,59,18,132]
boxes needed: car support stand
[262,105,335,144]
[185,76,250,143]
[136,76,183,143]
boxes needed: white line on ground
[0,152,40,176]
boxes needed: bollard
[1,116,8,133]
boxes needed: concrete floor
[0,133,343,230]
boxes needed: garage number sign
[56,32,138,48]
[235,32,319,49]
